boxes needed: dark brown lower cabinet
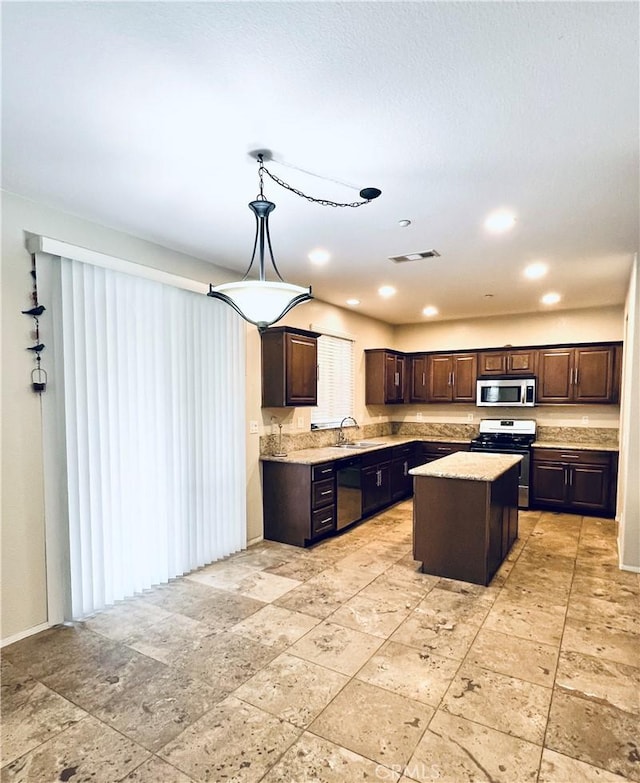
[531,448,617,517]
[262,461,335,546]
[390,443,416,501]
[362,452,391,516]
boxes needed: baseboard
[1,621,51,648]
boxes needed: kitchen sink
[336,441,383,449]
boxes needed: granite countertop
[259,432,618,466]
[409,451,522,482]
[260,435,473,465]
[532,441,619,452]
[260,436,416,465]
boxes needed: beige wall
[618,255,640,570]
[396,307,624,353]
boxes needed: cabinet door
[286,333,318,405]
[452,354,477,401]
[384,354,398,403]
[537,349,573,402]
[531,461,567,506]
[574,347,615,403]
[478,352,507,376]
[391,457,412,501]
[428,356,453,402]
[410,355,428,402]
[569,464,611,512]
[362,462,391,515]
[507,350,536,375]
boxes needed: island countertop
[409,451,522,482]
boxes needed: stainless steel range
[470,419,537,508]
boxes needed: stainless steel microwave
[476,377,536,407]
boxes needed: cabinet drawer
[418,442,468,461]
[362,448,392,468]
[392,443,414,460]
[312,478,335,509]
[532,448,612,466]
[312,463,335,482]
[312,506,335,536]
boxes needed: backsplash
[392,422,477,440]
[259,421,619,455]
[259,422,393,456]
[536,426,619,446]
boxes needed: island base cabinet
[413,465,518,586]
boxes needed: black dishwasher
[336,457,362,530]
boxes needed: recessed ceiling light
[524,262,548,279]
[484,211,517,233]
[346,298,360,306]
[378,285,396,298]
[541,292,561,305]
[422,306,438,317]
[308,248,330,265]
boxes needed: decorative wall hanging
[23,262,47,393]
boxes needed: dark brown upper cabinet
[261,326,320,407]
[478,349,537,377]
[537,345,618,404]
[428,352,477,402]
[365,349,406,404]
[409,354,429,403]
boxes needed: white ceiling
[2,2,638,325]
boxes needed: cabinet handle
[574,368,579,386]
[422,372,426,386]
[317,365,320,381]
[394,372,399,386]
[437,447,449,451]
[320,490,332,496]
[318,517,332,525]
[560,454,580,459]
[569,368,574,385]
[403,460,408,476]
[568,469,573,486]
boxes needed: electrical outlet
[249,420,258,434]
[417,412,423,421]
[297,416,304,429]
[467,413,474,421]
[582,416,589,425]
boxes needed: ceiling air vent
[389,250,441,264]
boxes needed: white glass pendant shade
[209,280,312,330]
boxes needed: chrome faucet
[337,416,359,445]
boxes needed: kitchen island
[410,452,522,586]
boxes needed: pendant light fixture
[208,152,381,330]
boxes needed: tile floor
[2,504,639,783]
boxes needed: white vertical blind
[41,255,246,620]
[311,334,355,428]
